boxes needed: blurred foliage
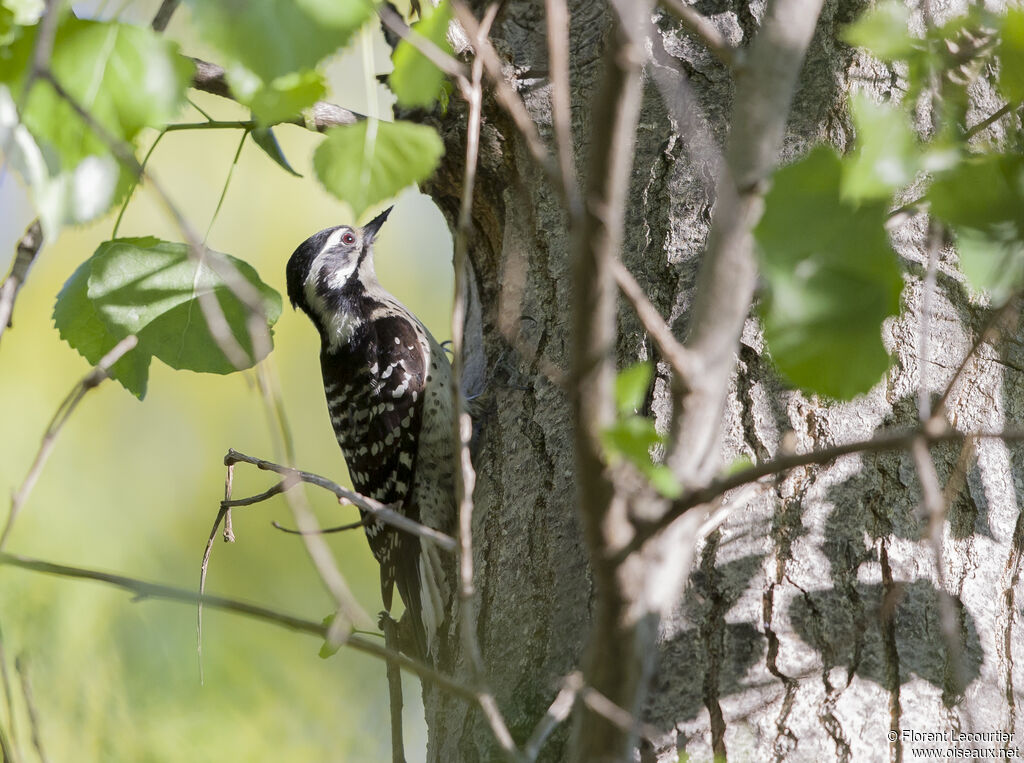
[754,3,1022,400]
[0,0,451,760]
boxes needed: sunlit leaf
[601,417,681,498]
[614,362,653,416]
[842,94,919,200]
[843,1,917,62]
[53,238,283,397]
[248,70,326,125]
[314,119,444,217]
[929,154,1024,302]
[185,0,374,84]
[756,146,903,400]
[0,18,193,168]
[390,0,453,108]
[999,10,1024,103]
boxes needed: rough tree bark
[422,0,1022,760]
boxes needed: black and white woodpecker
[285,208,454,661]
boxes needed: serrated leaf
[928,155,1024,302]
[843,1,917,62]
[615,362,653,416]
[249,70,326,125]
[0,18,193,168]
[185,0,374,85]
[756,146,903,400]
[842,94,919,200]
[997,10,1024,102]
[390,0,453,108]
[54,238,282,397]
[53,258,151,398]
[314,119,444,217]
[251,127,301,177]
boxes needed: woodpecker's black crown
[285,206,394,316]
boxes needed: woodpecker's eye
[342,231,356,245]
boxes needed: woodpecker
[285,207,454,661]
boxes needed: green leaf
[601,417,682,499]
[1,0,43,25]
[843,1,917,62]
[997,9,1024,102]
[248,70,326,125]
[614,362,653,415]
[842,94,919,200]
[755,146,903,400]
[318,612,340,658]
[928,155,1024,302]
[53,238,283,397]
[251,127,302,177]
[185,0,374,84]
[314,119,444,217]
[0,86,134,237]
[390,0,453,108]
[53,259,152,398]
[0,18,193,168]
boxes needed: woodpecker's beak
[362,206,393,242]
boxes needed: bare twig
[381,616,406,763]
[0,220,42,343]
[0,627,16,763]
[659,0,737,68]
[188,58,363,130]
[448,8,519,759]
[523,673,582,761]
[670,0,825,487]
[13,658,45,763]
[270,519,367,535]
[629,426,1024,553]
[1,335,139,551]
[378,4,468,82]
[610,258,697,387]
[223,449,457,552]
[544,0,582,218]
[150,0,180,32]
[964,101,1018,140]
[0,551,476,700]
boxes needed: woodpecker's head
[286,207,392,326]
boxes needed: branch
[670,0,825,486]
[150,0,179,32]
[0,551,477,700]
[188,58,362,130]
[381,616,406,763]
[13,657,47,763]
[223,449,457,552]
[610,258,697,388]
[0,335,138,551]
[628,426,1024,553]
[0,219,42,344]
[659,0,737,69]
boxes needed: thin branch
[610,258,697,387]
[150,0,180,32]
[189,59,362,130]
[543,0,582,219]
[449,0,559,184]
[0,628,16,763]
[658,0,737,68]
[629,426,1024,554]
[0,220,42,344]
[378,4,468,81]
[13,658,45,763]
[964,101,1018,140]
[523,673,582,761]
[0,552,477,700]
[271,519,367,535]
[0,335,138,551]
[381,616,406,763]
[449,8,520,759]
[223,450,457,552]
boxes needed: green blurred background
[0,2,453,760]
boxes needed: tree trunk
[422,0,1023,760]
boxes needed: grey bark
[422,0,1023,760]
